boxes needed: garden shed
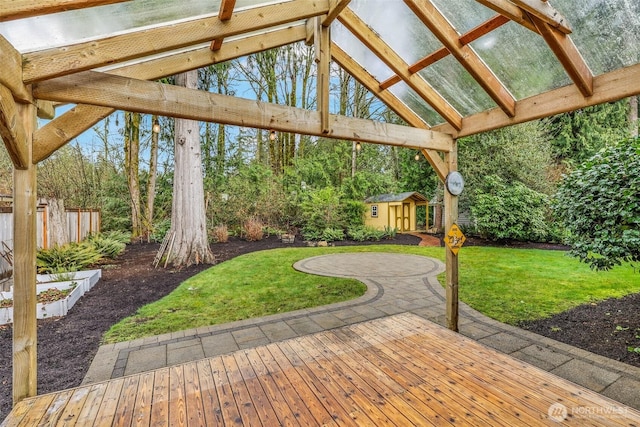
[364,191,427,232]
[0,0,640,420]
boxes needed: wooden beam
[338,7,463,130]
[0,0,131,22]
[473,0,538,33]
[332,44,450,179]
[12,100,37,405]
[0,84,29,169]
[0,35,31,103]
[33,71,453,151]
[36,100,55,120]
[315,18,331,134]
[444,141,459,332]
[380,14,510,90]
[405,0,515,117]
[322,0,351,27]
[531,15,593,97]
[210,0,237,51]
[509,0,571,34]
[32,25,307,162]
[433,62,640,138]
[23,0,330,83]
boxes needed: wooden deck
[3,313,640,426]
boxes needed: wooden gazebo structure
[1,0,639,409]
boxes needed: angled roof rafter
[337,7,463,130]
[473,0,538,33]
[404,0,516,117]
[0,0,131,22]
[322,0,351,27]
[332,44,448,180]
[531,14,593,97]
[210,0,237,51]
[509,0,571,34]
[379,14,510,90]
[22,0,331,83]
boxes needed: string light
[152,119,160,134]
[415,152,421,161]
[356,142,362,152]
[269,130,277,141]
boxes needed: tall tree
[143,115,160,241]
[166,71,215,267]
[124,112,142,238]
[630,96,638,138]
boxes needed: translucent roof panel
[347,0,442,64]
[333,21,397,82]
[470,22,572,100]
[0,0,278,52]
[419,55,495,116]
[429,0,497,33]
[389,82,444,126]
[553,0,640,76]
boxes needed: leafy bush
[300,187,343,237]
[553,137,640,270]
[243,217,264,241]
[321,227,345,242]
[470,175,549,242]
[383,226,398,239]
[340,200,366,228]
[212,224,229,243]
[348,225,386,241]
[85,233,127,258]
[37,242,104,274]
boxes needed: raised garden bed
[0,269,101,325]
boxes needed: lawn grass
[102,245,640,343]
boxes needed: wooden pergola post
[444,139,459,332]
[12,100,38,404]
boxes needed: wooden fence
[0,203,101,280]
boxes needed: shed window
[371,205,378,218]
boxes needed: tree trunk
[144,115,159,242]
[124,112,142,238]
[166,70,215,267]
[46,198,68,247]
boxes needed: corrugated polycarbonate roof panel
[429,0,497,34]
[0,0,281,53]
[553,0,640,76]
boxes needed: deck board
[3,313,640,426]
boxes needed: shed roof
[365,192,428,203]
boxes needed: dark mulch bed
[0,233,638,420]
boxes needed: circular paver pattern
[293,252,443,279]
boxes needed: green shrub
[348,225,386,241]
[383,226,398,239]
[85,233,127,258]
[471,175,549,242]
[321,227,345,242]
[300,187,343,237]
[340,200,366,228]
[37,242,104,274]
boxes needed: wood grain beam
[23,0,329,83]
[0,0,131,22]
[32,25,307,162]
[0,84,29,168]
[433,62,640,138]
[322,0,351,27]
[531,15,593,97]
[509,0,571,34]
[338,7,462,130]
[332,44,450,179]
[380,14,509,90]
[35,100,55,120]
[33,71,453,151]
[210,0,237,51]
[0,35,31,103]
[473,0,538,33]
[315,18,331,134]
[405,0,515,117]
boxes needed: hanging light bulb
[269,130,277,141]
[152,119,160,134]
[415,152,421,161]
[356,141,362,152]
